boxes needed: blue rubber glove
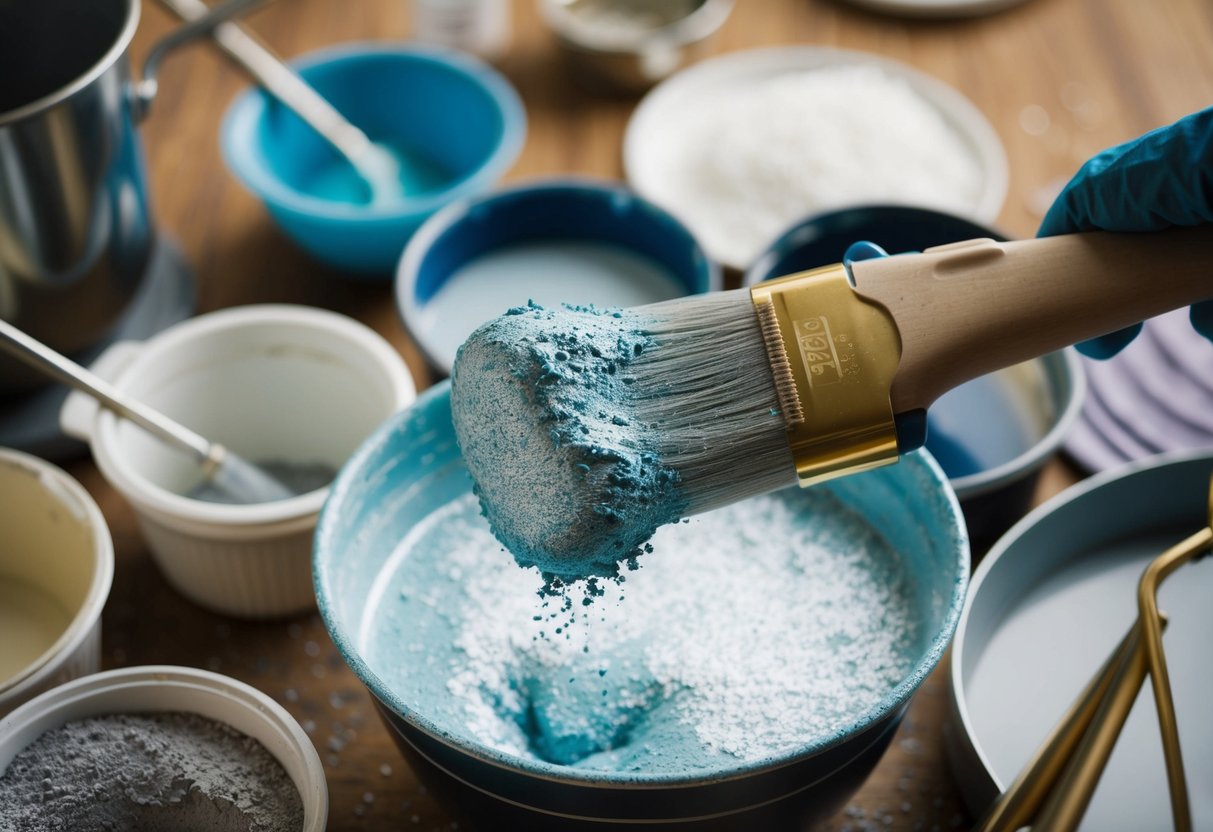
[1037,107,1213,358]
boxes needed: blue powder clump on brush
[451,302,686,581]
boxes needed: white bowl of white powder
[623,46,1008,270]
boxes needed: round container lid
[950,450,1213,830]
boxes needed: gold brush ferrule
[750,264,903,488]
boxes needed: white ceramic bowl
[624,46,1009,270]
[0,665,327,830]
[0,449,112,717]
[61,304,415,619]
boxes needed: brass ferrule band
[750,264,903,487]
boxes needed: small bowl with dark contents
[745,205,1085,551]
[60,305,415,619]
[0,665,326,831]
[221,43,526,278]
[315,382,968,830]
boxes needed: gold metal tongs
[975,475,1213,832]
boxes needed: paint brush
[451,227,1213,579]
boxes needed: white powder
[372,486,921,773]
[638,64,985,266]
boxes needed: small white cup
[0,665,328,830]
[0,449,113,717]
[61,304,415,619]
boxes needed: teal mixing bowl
[315,383,969,830]
[221,43,525,278]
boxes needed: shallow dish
[745,205,1083,549]
[0,449,112,716]
[315,382,968,830]
[624,46,1008,270]
[396,177,719,374]
[221,43,526,278]
[0,665,327,830]
[947,449,1213,830]
[538,0,735,91]
[61,304,415,618]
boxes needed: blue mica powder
[363,479,922,775]
[450,302,686,581]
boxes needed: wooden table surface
[66,0,1213,829]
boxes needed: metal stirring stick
[146,0,405,205]
[0,318,294,504]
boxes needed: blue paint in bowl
[746,205,1085,550]
[396,178,720,373]
[314,382,968,830]
[220,43,526,278]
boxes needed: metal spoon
[0,318,295,505]
[148,0,406,205]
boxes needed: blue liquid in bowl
[298,142,456,205]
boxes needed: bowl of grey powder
[0,665,326,831]
[314,382,969,831]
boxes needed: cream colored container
[0,449,112,717]
[61,304,415,619]
[0,665,328,830]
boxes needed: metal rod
[974,622,1142,832]
[156,0,381,190]
[1031,620,1155,830]
[0,317,213,464]
[1137,524,1212,832]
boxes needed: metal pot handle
[132,0,267,120]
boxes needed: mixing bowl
[221,43,526,278]
[315,382,968,830]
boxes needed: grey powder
[0,712,305,832]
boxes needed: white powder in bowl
[368,487,922,774]
[637,64,985,267]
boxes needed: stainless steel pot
[0,0,257,396]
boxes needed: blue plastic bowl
[396,177,721,373]
[220,43,526,278]
[315,382,968,830]
[745,205,1084,550]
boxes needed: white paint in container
[413,241,688,371]
[0,449,112,717]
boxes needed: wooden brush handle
[848,227,1213,413]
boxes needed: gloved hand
[1037,106,1213,358]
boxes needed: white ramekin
[60,304,415,619]
[0,665,328,830]
[0,449,113,717]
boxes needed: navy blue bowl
[315,382,967,830]
[745,205,1084,551]
[396,177,720,374]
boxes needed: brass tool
[975,475,1213,832]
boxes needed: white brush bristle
[632,289,797,515]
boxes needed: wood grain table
[64,0,1213,829]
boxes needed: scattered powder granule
[0,712,304,832]
[368,486,922,774]
[639,64,984,266]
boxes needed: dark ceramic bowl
[745,205,1084,551]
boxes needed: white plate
[623,46,1008,270]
